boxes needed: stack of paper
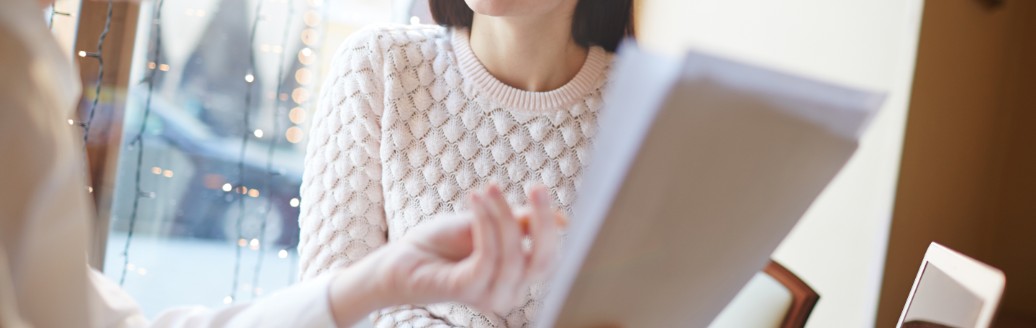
[536,43,884,328]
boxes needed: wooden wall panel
[878,1,1036,326]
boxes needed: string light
[289,197,300,208]
[285,0,325,285]
[278,249,288,258]
[120,0,164,287]
[48,0,72,30]
[81,0,115,149]
[250,0,297,299]
[229,0,265,304]
[253,129,264,138]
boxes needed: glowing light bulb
[301,29,317,46]
[244,74,254,83]
[303,10,321,27]
[78,51,87,57]
[223,296,233,304]
[237,238,247,247]
[285,127,303,144]
[253,129,264,138]
[410,16,420,25]
[278,249,288,258]
[249,238,260,250]
[295,68,311,85]
[222,183,232,192]
[67,119,74,126]
[291,88,310,104]
[163,170,173,178]
[289,107,306,124]
[289,197,300,208]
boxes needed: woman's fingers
[483,184,525,312]
[527,185,560,280]
[457,184,559,312]
[464,193,498,301]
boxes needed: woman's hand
[379,183,562,312]
[326,183,563,326]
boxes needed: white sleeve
[296,27,464,327]
[297,27,390,281]
[83,271,337,328]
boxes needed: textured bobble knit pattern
[297,24,611,327]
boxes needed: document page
[536,43,884,328]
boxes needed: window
[98,0,396,315]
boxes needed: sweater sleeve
[297,27,463,327]
[298,27,390,281]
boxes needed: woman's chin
[465,0,539,17]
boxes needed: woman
[298,0,634,326]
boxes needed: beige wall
[877,1,1036,327]
[635,1,923,327]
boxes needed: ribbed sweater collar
[450,28,610,111]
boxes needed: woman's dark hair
[429,0,635,52]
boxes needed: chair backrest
[709,261,819,328]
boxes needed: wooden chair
[709,260,820,328]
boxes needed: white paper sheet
[536,43,885,328]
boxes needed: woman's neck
[468,11,588,92]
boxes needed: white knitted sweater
[297,24,612,327]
